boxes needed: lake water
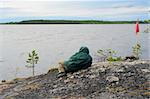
[0,24,149,80]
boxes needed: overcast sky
[0,0,149,22]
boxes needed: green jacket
[64,47,92,72]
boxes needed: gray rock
[106,76,119,83]
[0,60,149,99]
[141,69,150,73]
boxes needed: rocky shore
[0,60,150,99]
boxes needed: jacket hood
[79,47,89,54]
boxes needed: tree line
[2,19,150,24]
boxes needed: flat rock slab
[0,60,150,99]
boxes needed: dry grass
[21,83,40,91]
[142,92,150,96]
[48,67,58,73]
[106,86,126,93]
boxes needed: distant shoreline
[0,20,149,24]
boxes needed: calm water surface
[0,24,149,80]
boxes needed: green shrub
[132,43,141,59]
[107,56,123,62]
[97,49,122,62]
[26,50,39,76]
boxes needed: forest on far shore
[1,19,150,24]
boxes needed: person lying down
[57,46,92,78]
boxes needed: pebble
[141,69,150,73]
[106,76,119,83]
